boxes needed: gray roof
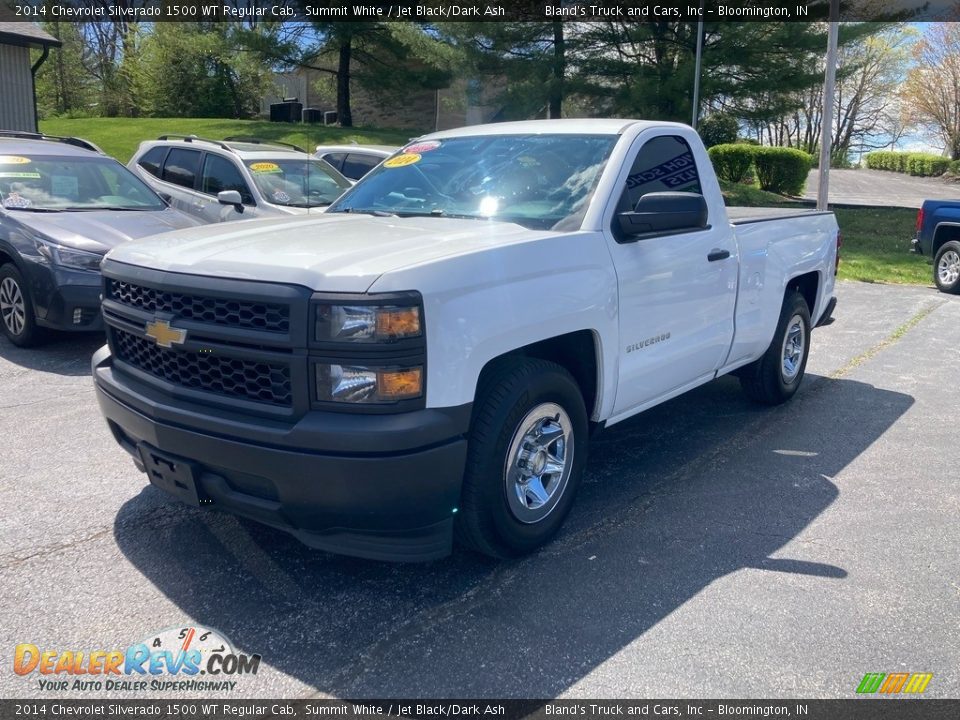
[0,137,98,158]
[0,22,61,48]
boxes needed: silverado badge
[145,319,187,348]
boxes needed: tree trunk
[337,40,353,127]
[549,21,564,119]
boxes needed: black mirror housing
[617,192,708,239]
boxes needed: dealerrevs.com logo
[13,626,260,693]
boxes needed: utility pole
[691,3,704,129]
[817,1,840,210]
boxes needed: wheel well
[787,271,818,316]
[476,330,600,418]
[933,225,960,256]
[0,250,13,268]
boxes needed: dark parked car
[0,132,199,347]
[314,144,396,181]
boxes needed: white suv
[128,135,352,224]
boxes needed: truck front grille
[107,279,289,333]
[112,328,293,407]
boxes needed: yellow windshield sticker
[0,172,41,179]
[383,153,422,168]
[0,156,31,165]
[250,162,281,174]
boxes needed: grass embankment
[720,180,930,286]
[39,117,414,164]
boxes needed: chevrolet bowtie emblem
[144,319,187,348]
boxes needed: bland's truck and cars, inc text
[91,119,840,562]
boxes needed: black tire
[455,359,589,559]
[0,263,44,347]
[739,290,811,405]
[934,240,960,294]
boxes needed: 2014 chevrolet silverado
[92,120,840,562]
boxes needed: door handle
[707,248,731,262]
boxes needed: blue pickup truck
[913,200,960,293]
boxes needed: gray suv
[0,132,199,347]
[128,135,352,224]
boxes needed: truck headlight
[314,302,421,343]
[34,238,103,272]
[315,363,423,403]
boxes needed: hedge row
[708,144,812,196]
[865,151,950,177]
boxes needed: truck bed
[727,206,833,225]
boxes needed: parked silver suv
[128,135,352,224]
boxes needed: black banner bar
[1,700,958,720]
[0,0,950,24]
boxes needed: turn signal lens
[376,307,421,339]
[377,367,423,400]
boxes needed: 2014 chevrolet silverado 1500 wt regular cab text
[92,119,840,562]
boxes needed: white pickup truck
[92,119,839,562]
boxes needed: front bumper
[93,346,469,562]
[22,258,103,331]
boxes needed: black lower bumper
[22,259,103,331]
[93,347,469,562]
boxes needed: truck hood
[105,214,553,292]
[19,207,200,255]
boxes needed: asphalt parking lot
[1,280,958,700]
[804,168,960,208]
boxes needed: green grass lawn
[833,207,929,286]
[39,117,414,164]
[720,180,931,286]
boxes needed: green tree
[34,21,94,118]
[135,22,271,118]
[440,21,569,120]
[267,22,453,127]
[902,23,960,159]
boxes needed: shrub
[948,160,960,175]
[753,147,812,196]
[708,143,756,183]
[906,153,949,177]
[866,150,948,175]
[698,112,739,148]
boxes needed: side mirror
[617,192,708,239]
[217,190,244,213]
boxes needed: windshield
[0,154,165,211]
[244,159,351,208]
[327,134,618,230]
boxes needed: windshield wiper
[394,210,483,220]
[61,206,147,212]
[3,206,63,213]
[331,207,396,217]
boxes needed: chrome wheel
[504,402,574,524]
[781,313,805,382]
[0,276,26,337]
[938,250,960,286]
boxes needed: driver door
[608,133,738,417]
